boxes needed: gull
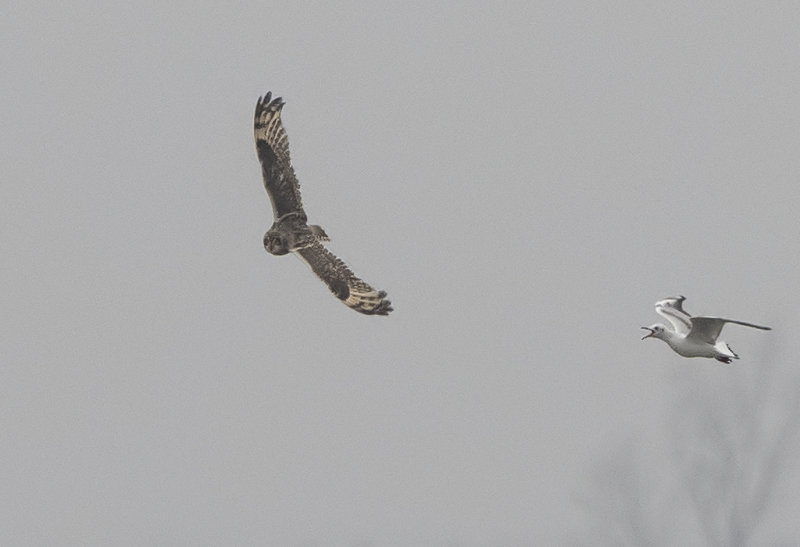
[641,296,771,364]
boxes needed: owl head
[263,231,289,256]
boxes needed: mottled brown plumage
[254,92,392,316]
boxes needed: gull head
[641,324,666,340]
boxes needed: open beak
[640,327,655,340]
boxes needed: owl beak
[640,327,655,340]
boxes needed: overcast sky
[2,2,800,545]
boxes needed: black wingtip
[374,291,393,316]
[256,91,284,112]
[355,293,393,316]
[370,299,393,316]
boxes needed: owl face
[263,231,289,256]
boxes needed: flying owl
[254,92,393,316]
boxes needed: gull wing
[688,316,772,344]
[655,296,688,314]
[655,296,692,335]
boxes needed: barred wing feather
[296,242,393,316]
[254,93,305,219]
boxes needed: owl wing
[254,92,305,220]
[295,241,393,316]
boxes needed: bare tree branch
[580,340,800,545]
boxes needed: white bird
[641,296,771,364]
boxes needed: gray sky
[2,1,800,545]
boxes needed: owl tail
[309,225,330,241]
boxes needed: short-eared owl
[254,92,392,316]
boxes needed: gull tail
[714,342,739,364]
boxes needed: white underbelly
[668,338,716,358]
